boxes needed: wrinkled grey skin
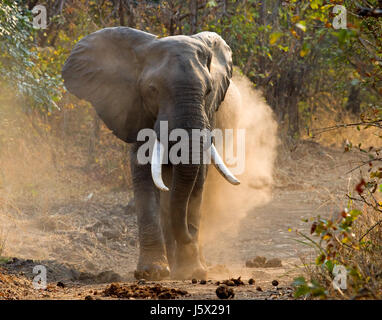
[62,27,232,280]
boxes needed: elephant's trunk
[150,135,240,244]
[170,160,201,244]
[168,128,205,244]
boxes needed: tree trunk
[346,85,361,114]
[189,0,198,34]
[125,0,136,27]
[119,0,125,26]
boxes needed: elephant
[62,27,240,280]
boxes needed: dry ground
[0,140,367,300]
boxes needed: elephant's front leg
[173,165,208,280]
[130,146,170,280]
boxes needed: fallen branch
[359,219,382,241]
[346,194,382,241]
[311,120,382,136]
[357,6,382,17]
[345,157,382,174]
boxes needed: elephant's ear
[62,27,156,143]
[192,32,233,111]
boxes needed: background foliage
[1,0,380,137]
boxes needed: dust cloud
[201,71,278,244]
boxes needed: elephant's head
[62,27,239,244]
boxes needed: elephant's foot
[172,242,207,280]
[135,252,170,280]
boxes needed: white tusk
[151,139,169,192]
[210,144,241,185]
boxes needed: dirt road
[0,141,364,299]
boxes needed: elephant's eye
[149,84,158,94]
[207,54,212,71]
